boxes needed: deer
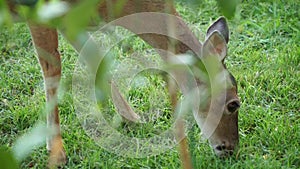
[6,0,241,167]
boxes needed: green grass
[1,0,299,168]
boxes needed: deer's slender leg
[28,24,66,166]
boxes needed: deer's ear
[202,31,227,61]
[206,17,229,43]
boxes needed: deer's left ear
[206,17,229,43]
[202,31,228,61]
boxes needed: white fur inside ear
[203,31,227,61]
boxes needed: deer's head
[195,17,240,157]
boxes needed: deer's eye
[226,100,240,114]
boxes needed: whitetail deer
[7,0,240,167]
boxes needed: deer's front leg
[28,24,66,166]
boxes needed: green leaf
[12,123,55,161]
[62,0,101,40]
[216,0,239,19]
[38,1,69,21]
[0,0,12,27]
[0,147,19,169]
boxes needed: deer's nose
[215,142,234,151]
[215,144,226,151]
[214,142,235,157]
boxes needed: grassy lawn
[0,0,299,168]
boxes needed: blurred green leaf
[95,51,114,102]
[0,147,18,169]
[12,123,55,161]
[177,0,238,18]
[216,0,239,19]
[38,1,69,21]
[169,53,197,66]
[16,2,39,21]
[63,0,101,40]
[0,0,12,26]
